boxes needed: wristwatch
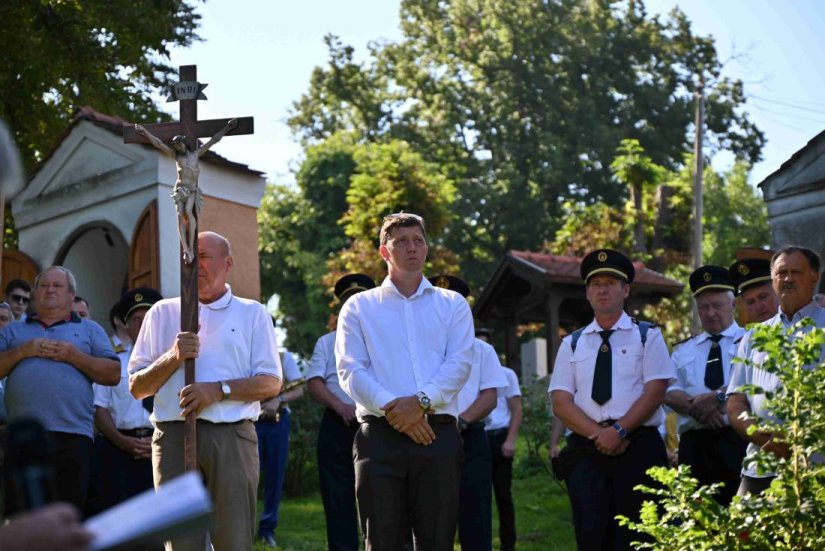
[415,391,431,411]
[219,380,231,401]
[612,422,628,440]
[716,391,727,406]
[457,416,469,431]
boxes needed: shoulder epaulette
[631,318,655,347]
[569,327,586,353]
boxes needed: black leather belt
[119,427,153,438]
[362,414,457,426]
[486,427,508,437]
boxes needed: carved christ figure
[134,118,238,264]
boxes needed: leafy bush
[619,320,825,550]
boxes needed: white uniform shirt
[128,285,282,423]
[455,339,508,417]
[548,312,675,427]
[94,345,152,429]
[486,367,521,431]
[335,276,474,420]
[669,322,745,433]
[305,331,354,406]
[729,301,825,478]
[279,349,303,413]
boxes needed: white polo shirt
[486,367,521,431]
[669,322,745,433]
[335,276,474,419]
[94,345,152,430]
[305,331,354,407]
[548,312,675,428]
[455,338,507,416]
[128,285,282,423]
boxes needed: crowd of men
[0,215,821,551]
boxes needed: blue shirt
[0,313,118,438]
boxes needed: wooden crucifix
[123,65,253,471]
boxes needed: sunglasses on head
[9,294,29,304]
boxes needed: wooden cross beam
[123,64,254,472]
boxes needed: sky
[165,0,825,188]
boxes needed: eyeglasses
[383,212,423,222]
[9,294,29,304]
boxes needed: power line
[749,94,825,115]
[750,101,825,125]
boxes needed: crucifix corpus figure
[135,118,237,264]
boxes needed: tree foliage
[620,322,825,550]
[0,0,201,173]
[288,0,764,290]
[259,135,459,356]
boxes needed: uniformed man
[429,275,506,551]
[93,287,162,510]
[727,246,825,496]
[728,258,780,325]
[306,273,375,551]
[665,266,746,505]
[256,343,304,548]
[482,328,522,551]
[548,249,674,550]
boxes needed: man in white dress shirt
[128,232,283,551]
[307,273,375,551]
[549,249,674,550]
[665,265,746,505]
[336,213,474,550]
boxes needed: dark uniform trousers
[565,426,666,551]
[354,415,463,551]
[678,426,746,505]
[317,407,360,551]
[458,423,492,551]
[99,429,154,510]
[487,428,516,550]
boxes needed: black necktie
[704,334,724,390]
[142,395,154,414]
[591,330,614,405]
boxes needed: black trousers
[565,427,666,551]
[99,433,154,510]
[458,423,492,551]
[5,431,91,517]
[487,428,516,550]
[678,427,746,505]
[354,415,463,551]
[317,408,360,551]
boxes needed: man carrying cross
[129,231,282,551]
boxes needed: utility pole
[691,80,705,333]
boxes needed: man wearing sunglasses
[336,212,474,550]
[4,279,31,322]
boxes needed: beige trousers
[153,420,259,551]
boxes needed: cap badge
[134,293,143,302]
[738,264,750,275]
[703,272,712,282]
[435,276,450,289]
[597,252,608,262]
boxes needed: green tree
[289,0,764,289]
[258,134,356,356]
[0,0,201,173]
[620,321,825,550]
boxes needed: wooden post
[124,65,254,471]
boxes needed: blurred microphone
[6,417,56,511]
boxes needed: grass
[253,442,576,550]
